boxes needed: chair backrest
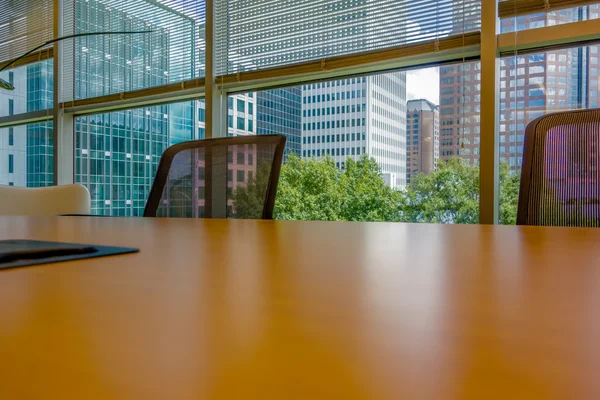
[0,184,91,216]
[144,135,286,219]
[518,109,600,226]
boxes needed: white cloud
[406,67,440,105]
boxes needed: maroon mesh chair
[517,109,600,227]
[144,135,286,219]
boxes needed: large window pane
[75,100,199,216]
[67,0,205,101]
[499,44,600,224]
[228,64,481,223]
[0,122,53,187]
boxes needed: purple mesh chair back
[518,109,600,227]
[144,135,286,219]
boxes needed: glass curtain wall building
[73,0,195,216]
[256,88,302,160]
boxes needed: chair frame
[517,108,597,225]
[144,134,286,219]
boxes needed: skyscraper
[439,5,600,172]
[438,62,481,166]
[406,99,439,184]
[72,0,195,216]
[0,68,27,188]
[256,87,302,160]
[301,73,407,188]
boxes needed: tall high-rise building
[406,99,439,184]
[0,68,27,188]
[438,62,481,166]
[301,73,407,188]
[439,5,600,172]
[72,0,194,216]
[69,0,253,216]
[256,87,302,160]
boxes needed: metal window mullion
[479,0,500,224]
[54,0,75,185]
[206,0,227,218]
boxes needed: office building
[5,0,252,216]
[439,5,600,171]
[406,99,439,184]
[256,87,302,160]
[72,0,192,216]
[301,73,407,189]
[438,62,481,166]
[0,68,27,188]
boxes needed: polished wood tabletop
[0,216,599,399]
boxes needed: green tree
[231,161,272,219]
[499,162,521,225]
[399,158,479,224]
[338,156,401,222]
[274,154,345,220]
[399,158,520,224]
[234,154,521,224]
[273,154,400,221]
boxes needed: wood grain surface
[0,216,599,399]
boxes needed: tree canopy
[232,153,520,224]
[274,154,401,221]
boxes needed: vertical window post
[479,0,500,224]
[54,0,75,185]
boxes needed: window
[237,170,245,182]
[8,155,13,174]
[0,0,593,224]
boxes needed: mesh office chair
[517,109,600,227]
[144,135,286,219]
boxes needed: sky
[406,67,440,105]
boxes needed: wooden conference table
[0,216,599,399]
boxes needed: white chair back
[0,184,91,216]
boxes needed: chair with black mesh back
[517,109,600,227]
[144,135,286,219]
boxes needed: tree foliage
[274,153,400,221]
[499,162,521,225]
[231,161,272,219]
[233,153,521,224]
[400,159,520,224]
[399,158,479,224]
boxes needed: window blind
[60,0,205,102]
[215,0,481,76]
[0,0,54,66]
[499,0,599,19]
